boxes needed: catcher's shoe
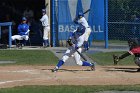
[90,62,95,71]
[137,68,140,72]
[113,55,119,65]
[52,67,58,72]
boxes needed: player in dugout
[11,17,30,48]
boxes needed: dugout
[0,0,109,47]
[0,0,49,46]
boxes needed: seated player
[11,17,30,48]
[52,24,95,72]
[113,38,140,72]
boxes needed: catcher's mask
[128,38,139,50]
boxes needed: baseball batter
[113,38,140,72]
[74,12,92,50]
[11,17,30,47]
[52,12,95,72]
[40,9,50,47]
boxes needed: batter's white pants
[84,27,91,41]
[61,47,83,66]
[43,26,50,40]
[11,35,29,41]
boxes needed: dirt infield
[0,65,140,88]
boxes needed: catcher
[113,38,140,72]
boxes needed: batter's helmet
[78,12,84,18]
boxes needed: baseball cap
[22,17,27,21]
[42,9,46,13]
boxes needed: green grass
[0,50,135,66]
[0,85,140,93]
[87,51,135,66]
[93,40,128,44]
[0,50,58,65]
[108,40,128,44]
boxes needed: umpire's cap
[22,17,27,21]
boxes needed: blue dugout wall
[52,0,108,47]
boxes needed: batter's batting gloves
[113,55,119,65]
[67,39,73,46]
[75,45,79,50]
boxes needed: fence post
[105,0,108,48]
[51,0,57,47]
[0,26,1,39]
[0,22,12,48]
[9,25,12,48]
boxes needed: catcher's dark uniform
[129,47,140,67]
[113,38,140,71]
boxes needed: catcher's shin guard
[119,52,131,59]
[137,68,140,72]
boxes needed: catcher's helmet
[128,38,139,50]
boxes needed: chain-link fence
[54,0,140,48]
[108,0,140,48]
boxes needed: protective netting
[56,0,140,48]
[108,0,140,46]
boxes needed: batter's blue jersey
[69,24,85,38]
[18,23,29,35]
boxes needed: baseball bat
[83,9,90,14]
[74,9,90,22]
[76,49,87,61]
[67,40,87,61]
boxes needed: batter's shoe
[90,62,95,71]
[52,67,58,72]
[113,55,119,65]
